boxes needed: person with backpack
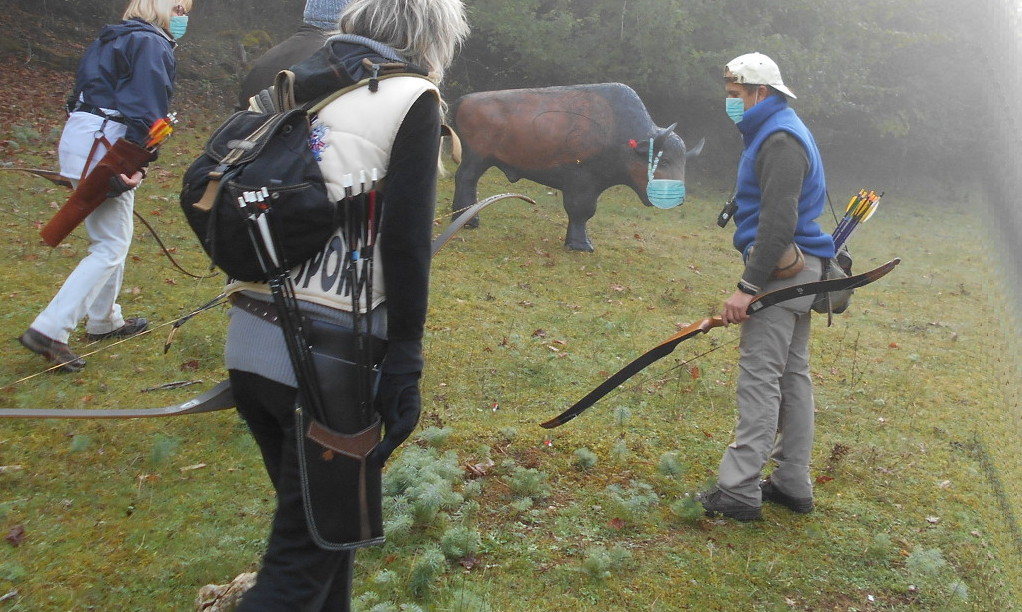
[698,53,836,521]
[236,0,349,110]
[220,0,469,608]
[19,0,192,372]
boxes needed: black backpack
[180,41,429,281]
[180,104,332,281]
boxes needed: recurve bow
[540,258,901,429]
[0,379,234,419]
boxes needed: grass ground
[1,75,1021,610]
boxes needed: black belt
[229,292,284,326]
[74,103,127,124]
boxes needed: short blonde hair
[339,0,469,85]
[123,0,192,32]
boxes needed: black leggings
[230,369,355,612]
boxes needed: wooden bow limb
[0,167,73,187]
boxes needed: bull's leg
[562,191,597,252]
[452,155,488,229]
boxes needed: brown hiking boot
[19,328,85,372]
[86,317,149,341]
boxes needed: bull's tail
[442,123,462,165]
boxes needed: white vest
[225,75,439,313]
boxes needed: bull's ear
[652,123,678,146]
[632,138,651,155]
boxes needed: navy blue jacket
[74,18,177,145]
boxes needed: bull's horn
[686,137,705,158]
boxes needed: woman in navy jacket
[20,0,192,372]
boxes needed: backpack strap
[305,71,435,115]
[274,69,299,112]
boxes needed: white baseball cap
[725,52,797,99]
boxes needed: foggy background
[8,0,1022,329]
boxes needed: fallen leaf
[608,517,626,530]
[465,458,494,478]
[5,525,26,547]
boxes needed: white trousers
[31,181,134,343]
[716,255,823,505]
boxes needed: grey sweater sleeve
[742,131,809,289]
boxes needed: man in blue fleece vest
[699,52,836,521]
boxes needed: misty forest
[1,0,1022,610]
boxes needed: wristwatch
[737,280,759,295]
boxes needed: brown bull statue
[451,83,703,252]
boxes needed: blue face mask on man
[169,15,188,39]
[725,97,745,124]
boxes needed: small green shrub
[613,405,631,427]
[150,433,180,466]
[669,493,704,522]
[572,447,598,471]
[439,525,481,560]
[419,426,453,447]
[657,452,685,477]
[581,545,634,581]
[69,434,91,453]
[408,544,446,600]
[503,464,551,500]
[603,481,658,526]
[905,547,947,577]
[610,438,629,462]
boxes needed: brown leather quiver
[40,138,153,246]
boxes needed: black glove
[106,173,135,198]
[369,372,421,467]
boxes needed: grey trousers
[717,255,823,506]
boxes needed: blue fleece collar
[736,94,789,146]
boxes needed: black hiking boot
[698,488,762,521]
[760,478,814,514]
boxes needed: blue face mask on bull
[646,138,686,209]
